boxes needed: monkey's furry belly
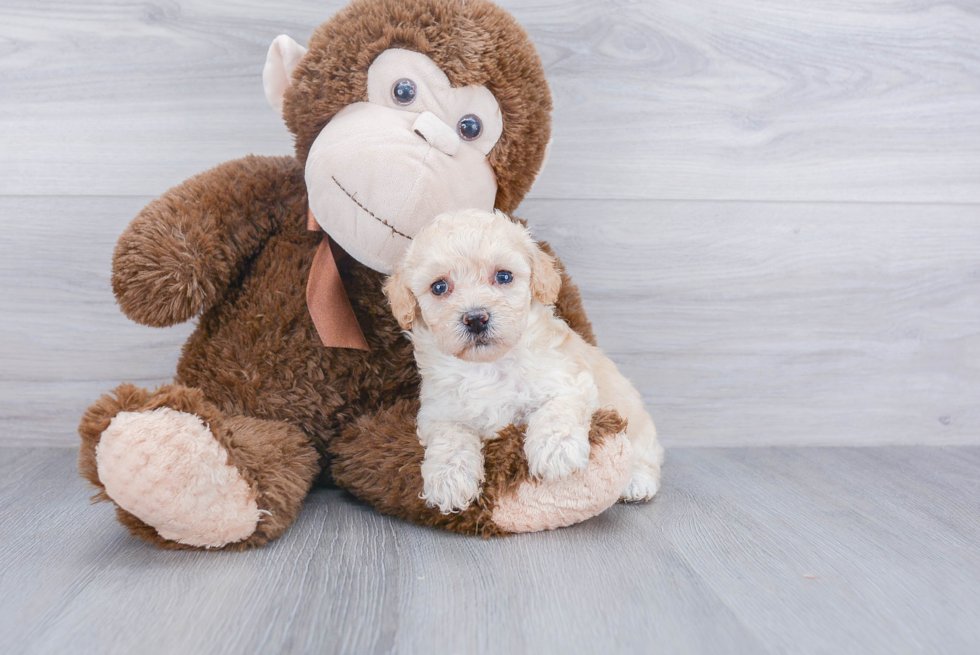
[173,214,419,457]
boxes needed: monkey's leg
[489,409,635,533]
[78,383,319,550]
[329,400,632,536]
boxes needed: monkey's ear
[383,271,417,331]
[529,243,562,306]
[263,35,308,117]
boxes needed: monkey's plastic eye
[431,279,449,296]
[392,79,417,106]
[494,270,513,285]
[458,114,482,140]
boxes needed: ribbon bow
[306,208,369,350]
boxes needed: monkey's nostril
[462,309,490,335]
[412,111,460,156]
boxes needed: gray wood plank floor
[2,446,978,655]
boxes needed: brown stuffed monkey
[78,0,637,550]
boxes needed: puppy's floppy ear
[383,270,416,330]
[529,243,562,305]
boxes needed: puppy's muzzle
[462,309,490,335]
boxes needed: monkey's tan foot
[492,428,633,533]
[96,408,260,548]
[79,383,320,550]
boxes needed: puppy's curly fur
[385,210,664,514]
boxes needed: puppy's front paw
[525,423,591,482]
[620,468,660,502]
[420,452,483,514]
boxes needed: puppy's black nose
[462,309,490,334]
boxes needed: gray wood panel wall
[2,0,978,446]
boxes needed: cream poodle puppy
[384,209,664,514]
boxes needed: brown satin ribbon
[306,207,369,350]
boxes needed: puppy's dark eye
[458,114,482,140]
[494,270,513,285]
[392,79,417,106]
[431,279,449,296]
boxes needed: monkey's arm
[112,155,307,327]
[537,241,597,346]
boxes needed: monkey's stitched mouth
[331,176,412,240]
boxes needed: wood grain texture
[522,198,980,447]
[0,196,194,445]
[2,446,979,654]
[1,0,979,200]
[3,196,977,447]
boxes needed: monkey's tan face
[306,49,503,274]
